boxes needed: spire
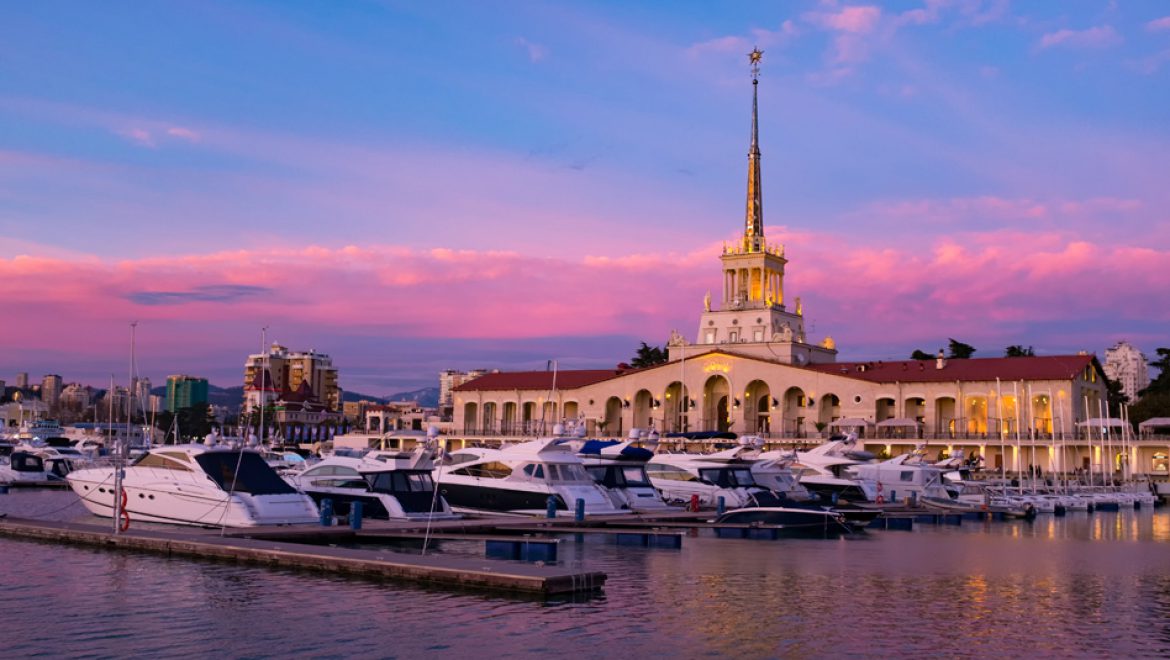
[743,47,765,253]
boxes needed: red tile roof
[806,354,1098,383]
[452,369,627,392]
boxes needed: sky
[1,0,1168,396]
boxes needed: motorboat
[66,442,320,527]
[713,506,857,535]
[769,434,873,502]
[437,437,627,516]
[568,439,675,512]
[285,447,459,521]
[850,450,953,504]
[647,447,785,509]
[1,450,69,483]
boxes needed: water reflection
[5,491,1170,657]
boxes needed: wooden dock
[0,517,605,597]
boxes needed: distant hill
[341,390,389,405]
[384,386,439,407]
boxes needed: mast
[743,47,765,253]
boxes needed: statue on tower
[703,291,711,312]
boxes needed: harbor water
[4,490,1170,658]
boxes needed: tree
[155,402,214,442]
[1139,348,1170,396]
[910,349,934,360]
[1105,376,1128,416]
[947,339,976,359]
[630,342,668,368]
[1004,345,1035,357]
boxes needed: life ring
[876,495,885,505]
[119,488,131,532]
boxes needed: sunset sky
[2,1,1168,396]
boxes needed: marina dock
[0,517,606,597]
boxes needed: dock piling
[320,498,334,526]
[350,501,363,530]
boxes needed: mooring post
[690,494,700,512]
[546,496,557,519]
[350,501,363,530]
[575,498,585,522]
[716,496,725,516]
[320,498,333,526]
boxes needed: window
[900,471,914,482]
[451,461,513,479]
[646,465,697,482]
[705,330,716,344]
[620,466,652,487]
[754,329,763,342]
[134,453,192,471]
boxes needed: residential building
[243,343,342,443]
[40,374,63,410]
[166,375,210,412]
[1104,341,1150,403]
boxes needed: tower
[683,48,836,366]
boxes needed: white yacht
[767,434,873,502]
[851,451,952,504]
[1,450,69,483]
[647,447,785,509]
[436,438,626,516]
[568,439,674,512]
[66,443,320,528]
[285,447,459,521]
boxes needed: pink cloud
[686,21,799,59]
[804,5,883,34]
[166,126,200,141]
[1038,25,1122,50]
[2,222,1167,382]
[1147,16,1170,32]
[118,127,156,148]
[513,37,546,62]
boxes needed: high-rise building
[166,375,210,412]
[40,374,63,410]
[243,344,339,412]
[1104,341,1150,403]
[439,369,493,420]
[15,372,28,389]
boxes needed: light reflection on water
[4,490,1170,658]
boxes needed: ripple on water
[5,492,1170,658]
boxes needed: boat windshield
[699,467,757,488]
[545,463,593,484]
[366,470,434,494]
[194,452,299,495]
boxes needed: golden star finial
[749,47,763,65]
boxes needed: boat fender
[875,495,885,505]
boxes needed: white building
[1104,341,1150,403]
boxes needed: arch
[633,389,654,432]
[522,401,537,435]
[481,402,497,434]
[702,376,730,433]
[665,381,692,433]
[782,386,807,437]
[817,393,840,428]
[502,402,518,435]
[904,397,926,423]
[875,397,896,421]
[744,379,771,434]
[563,400,579,423]
[603,396,624,438]
[965,395,989,435]
[1031,392,1053,436]
[934,397,956,437]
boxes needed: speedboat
[285,447,459,521]
[66,442,320,528]
[647,448,785,509]
[850,450,953,505]
[437,437,626,516]
[568,439,675,512]
[713,506,856,534]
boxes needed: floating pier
[0,517,605,597]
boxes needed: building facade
[165,375,210,412]
[40,374,63,410]
[1104,341,1150,403]
[243,343,342,443]
[448,51,1155,474]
